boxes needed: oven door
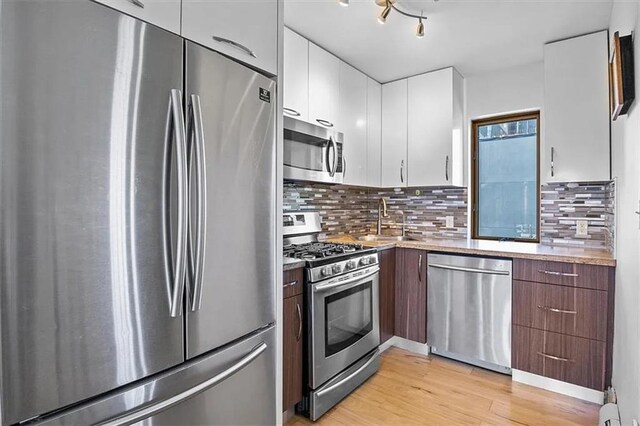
[309,266,380,388]
[283,117,343,184]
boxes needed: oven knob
[321,266,332,277]
[346,260,357,270]
[369,256,377,265]
[332,264,342,274]
[359,257,369,266]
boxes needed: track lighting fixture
[378,1,391,24]
[349,1,428,38]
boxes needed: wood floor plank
[287,347,600,425]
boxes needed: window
[472,112,540,242]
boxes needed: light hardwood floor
[287,347,600,425]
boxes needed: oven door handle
[313,268,379,293]
[316,349,380,397]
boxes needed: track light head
[339,0,349,6]
[378,1,391,24]
[416,18,424,38]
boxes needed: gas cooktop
[283,242,366,260]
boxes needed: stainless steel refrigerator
[0,1,276,424]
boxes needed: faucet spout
[377,198,389,235]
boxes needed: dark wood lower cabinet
[513,325,605,390]
[283,293,303,411]
[378,248,396,344]
[394,248,427,343]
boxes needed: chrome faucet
[377,198,389,235]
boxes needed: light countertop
[324,235,616,267]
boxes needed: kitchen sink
[357,235,413,242]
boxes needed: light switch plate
[576,220,588,237]
[445,216,454,228]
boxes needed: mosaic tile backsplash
[283,180,615,251]
[540,181,615,250]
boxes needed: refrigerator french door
[184,42,276,359]
[0,1,276,425]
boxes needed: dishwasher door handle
[428,263,511,276]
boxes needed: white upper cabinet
[367,78,382,187]
[283,28,309,121]
[408,67,464,187]
[308,43,340,129]
[381,79,408,188]
[338,63,368,186]
[543,31,610,183]
[93,0,181,34]
[182,0,278,75]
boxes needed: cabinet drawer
[513,281,607,341]
[283,268,304,298]
[513,259,610,290]
[513,325,605,390]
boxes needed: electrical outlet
[445,216,454,228]
[576,220,588,237]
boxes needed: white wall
[609,1,640,423]
[465,61,544,121]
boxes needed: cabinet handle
[283,280,298,289]
[316,118,334,128]
[551,147,555,177]
[537,305,577,315]
[296,303,302,341]
[212,36,257,58]
[537,270,579,278]
[400,160,404,183]
[537,351,572,363]
[283,108,300,117]
[129,0,144,8]
[418,254,422,282]
[445,155,449,182]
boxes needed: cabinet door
[283,295,303,410]
[308,43,340,128]
[381,79,408,188]
[93,0,180,33]
[283,28,309,121]
[367,78,382,187]
[182,0,277,75]
[339,62,368,186]
[543,30,609,183]
[408,69,453,187]
[379,249,396,344]
[395,248,427,343]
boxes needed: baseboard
[380,336,430,356]
[282,407,296,423]
[512,369,604,404]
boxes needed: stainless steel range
[284,212,380,421]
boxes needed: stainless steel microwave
[283,116,344,184]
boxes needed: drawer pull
[537,305,577,315]
[538,270,579,278]
[537,351,572,362]
[283,280,298,288]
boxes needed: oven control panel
[308,253,379,283]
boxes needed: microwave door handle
[331,138,338,177]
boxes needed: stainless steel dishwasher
[427,253,512,374]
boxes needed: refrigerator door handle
[164,89,189,318]
[99,342,268,426]
[188,94,207,312]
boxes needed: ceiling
[284,0,613,83]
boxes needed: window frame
[471,111,541,243]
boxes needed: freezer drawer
[38,326,276,425]
[427,253,512,373]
